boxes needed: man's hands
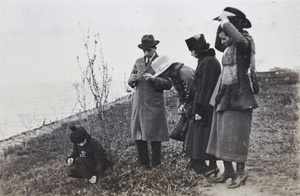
[143,73,155,82]
[130,72,155,82]
[130,73,138,82]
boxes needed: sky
[1,0,300,85]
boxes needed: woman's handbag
[250,69,259,95]
[169,115,189,142]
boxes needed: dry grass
[0,81,299,196]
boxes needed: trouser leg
[151,141,161,167]
[73,157,97,179]
[68,167,83,178]
[135,140,150,166]
[96,158,112,175]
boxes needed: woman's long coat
[206,22,259,162]
[185,49,221,160]
[128,54,172,141]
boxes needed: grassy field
[0,81,299,196]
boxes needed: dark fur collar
[198,48,216,58]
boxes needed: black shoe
[195,166,208,174]
[203,167,220,178]
[213,171,235,183]
[227,172,248,189]
[143,163,151,169]
[152,161,161,168]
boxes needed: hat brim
[213,16,219,21]
[151,55,174,77]
[243,19,252,28]
[138,41,160,49]
[213,16,252,28]
[213,15,236,21]
[153,64,172,77]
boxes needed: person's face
[219,31,233,47]
[143,47,156,58]
[77,139,86,146]
[190,50,198,58]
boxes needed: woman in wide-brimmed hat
[153,56,196,147]
[128,34,172,169]
[184,34,221,177]
[207,7,259,189]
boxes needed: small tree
[75,28,113,119]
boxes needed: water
[0,80,128,141]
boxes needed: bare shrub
[75,27,113,119]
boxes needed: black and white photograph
[0,0,299,195]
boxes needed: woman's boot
[203,159,219,177]
[213,161,235,183]
[228,162,247,188]
[193,159,208,174]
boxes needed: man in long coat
[128,35,172,168]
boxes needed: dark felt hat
[213,7,251,28]
[138,34,160,49]
[185,34,210,51]
[69,126,88,144]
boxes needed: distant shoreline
[0,94,132,157]
[0,79,128,141]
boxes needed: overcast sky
[1,0,299,85]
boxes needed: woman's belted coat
[206,22,259,162]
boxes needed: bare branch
[74,27,113,118]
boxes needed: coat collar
[144,52,158,64]
[198,48,215,58]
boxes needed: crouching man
[66,125,112,184]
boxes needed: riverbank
[0,79,128,141]
[0,82,299,196]
[0,94,132,158]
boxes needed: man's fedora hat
[138,34,160,50]
[151,55,175,77]
[213,7,251,28]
